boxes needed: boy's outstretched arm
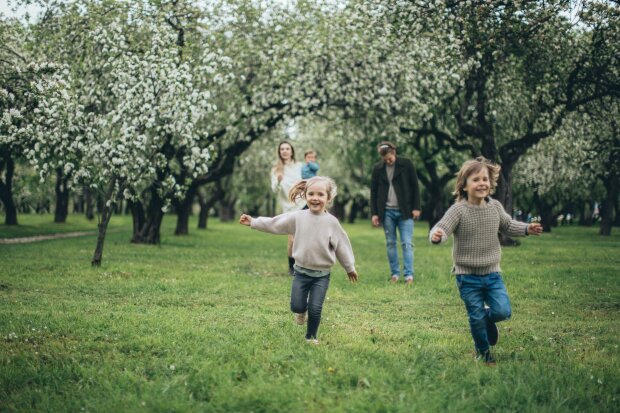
[430,227,446,244]
[239,214,252,226]
[527,222,543,235]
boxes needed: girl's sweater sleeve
[429,203,461,244]
[494,200,528,237]
[330,223,356,273]
[251,213,296,235]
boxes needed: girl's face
[464,167,490,205]
[279,143,293,163]
[306,181,329,214]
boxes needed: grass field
[1,214,619,412]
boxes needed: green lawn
[1,214,618,412]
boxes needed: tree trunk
[332,199,347,221]
[198,202,210,229]
[348,195,368,224]
[495,161,522,245]
[84,187,95,220]
[92,203,113,266]
[128,200,145,239]
[132,188,165,244]
[54,167,70,223]
[73,190,84,214]
[599,173,618,236]
[0,153,18,225]
[219,200,236,222]
[533,191,553,233]
[426,185,447,230]
[174,189,195,235]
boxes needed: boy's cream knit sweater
[430,198,529,275]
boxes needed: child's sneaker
[476,349,496,365]
[306,338,319,345]
[294,312,307,325]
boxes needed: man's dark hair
[377,141,396,156]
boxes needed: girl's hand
[277,173,283,182]
[347,271,358,283]
[527,222,543,235]
[239,214,252,226]
[431,228,445,243]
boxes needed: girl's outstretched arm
[347,271,358,283]
[239,214,252,226]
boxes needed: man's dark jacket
[370,156,421,222]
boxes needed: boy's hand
[527,222,543,235]
[347,271,358,283]
[239,214,252,226]
[431,228,445,244]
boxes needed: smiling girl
[429,157,542,365]
[239,176,358,344]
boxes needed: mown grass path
[1,214,618,412]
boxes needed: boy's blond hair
[453,157,501,201]
[288,176,337,206]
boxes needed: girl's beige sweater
[251,209,356,274]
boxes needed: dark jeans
[456,273,512,353]
[290,272,330,339]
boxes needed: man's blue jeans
[456,273,512,353]
[383,208,414,279]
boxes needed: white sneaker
[294,312,307,325]
[306,338,319,345]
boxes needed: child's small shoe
[476,349,496,365]
[294,312,307,325]
[306,338,319,345]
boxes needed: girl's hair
[377,141,396,156]
[453,157,501,201]
[288,176,337,206]
[272,141,296,175]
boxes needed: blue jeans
[456,273,512,353]
[290,272,330,340]
[383,208,414,278]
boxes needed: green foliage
[1,214,618,412]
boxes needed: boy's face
[305,153,316,163]
[464,167,490,204]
